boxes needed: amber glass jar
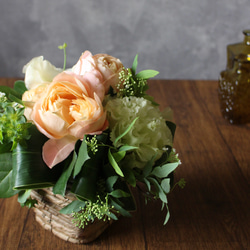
[218,30,250,124]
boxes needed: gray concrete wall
[0,0,249,79]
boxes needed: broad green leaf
[109,189,131,198]
[71,159,99,201]
[150,162,179,178]
[53,152,77,196]
[0,143,12,154]
[73,139,90,177]
[0,152,18,198]
[114,117,138,147]
[108,149,124,177]
[60,200,84,214]
[12,125,63,190]
[131,54,138,75]
[135,70,159,79]
[14,80,27,95]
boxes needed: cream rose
[72,50,124,93]
[22,71,108,168]
[22,56,62,90]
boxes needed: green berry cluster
[72,195,116,229]
[117,68,148,97]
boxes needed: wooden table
[0,78,249,249]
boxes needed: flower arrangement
[0,44,184,239]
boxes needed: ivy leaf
[0,152,18,198]
[135,70,159,80]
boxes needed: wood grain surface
[0,78,249,250]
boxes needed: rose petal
[42,136,77,168]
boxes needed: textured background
[0,0,249,79]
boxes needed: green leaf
[135,70,159,79]
[161,178,171,193]
[0,85,22,100]
[142,154,157,178]
[166,121,176,138]
[12,125,63,190]
[114,117,138,147]
[53,152,77,196]
[106,176,118,191]
[131,54,138,75]
[71,132,109,201]
[108,149,124,177]
[14,80,27,95]
[144,177,151,191]
[0,152,18,198]
[112,150,126,163]
[148,177,168,203]
[60,200,84,214]
[71,159,99,201]
[150,162,179,178]
[163,205,170,225]
[119,145,138,152]
[109,189,131,198]
[73,139,90,177]
[18,189,31,204]
[122,167,136,187]
[110,199,132,217]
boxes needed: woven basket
[30,188,113,244]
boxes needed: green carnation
[105,96,173,169]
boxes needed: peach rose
[72,50,124,93]
[22,71,108,168]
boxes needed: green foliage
[0,152,18,198]
[0,92,31,152]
